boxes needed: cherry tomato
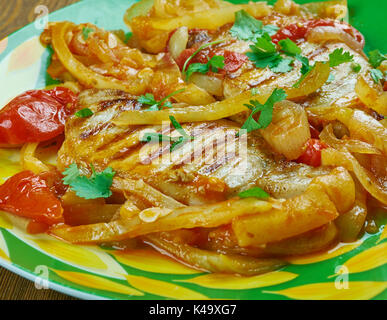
[309,124,321,139]
[0,87,77,145]
[383,81,387,91]
[296,139,328,167]
[175,48,196,70]
[272,19,364,45]
[0,171,64,226]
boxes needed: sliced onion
[320,123,382,155]
[261,100,311,160]
[306,26,364,55]
[168,26,188,60]
[114,62,330,126]
[355,75,387,116]
[189,73,223,97]
[307,106,387,155]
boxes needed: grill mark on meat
[80,122,112,140]
[96,126,143,151]
[306,45,329,60]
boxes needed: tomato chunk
[296,139,328,167]
[0,171,64,225]
[222,51,248,73]
[272,19,364,45]
[0,87,77,145]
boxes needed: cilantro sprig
[329,48,354,67]
[138,89,185,111]
[141,116,194,151]
[185,56,225,81]
[62,164,116,200]
[246,34,291,73]
[370,69,385,84]
[181,40,224,81]
[230,10,279,42]
[238,187,269,199]
[238,88,287,136]
[82,27,94,40]
[293,48,354,88]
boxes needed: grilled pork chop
[58,89,329,205]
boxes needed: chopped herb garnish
[124,32,133,44]
[368,50,386,68]
[238,187,269,199]
[238,88,287,135]
[82,27,94,40]
[370,69,384,84]
[246,34,281,69]
[329,48,354,67]
[75,108,94,118]
[181,39,224,80]
[138,89,185,111]
[293,48,353,87]
[62,164,115,200]
[270,58,294,73]
[141,116,194,151]
[351,62,361,73]
[185,55,225,80]
[230,10,279,42]
[292,64,315,88]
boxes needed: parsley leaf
[247,36,301,73]
[329,48,354,67]
[278,38,302,56]
[230,10,263,41]
[246,34,280,69]
[351,62,361,73]
[141,116,194,151]
[262,24,280,37]
[138,89,185,110]
[62,164,116,200]
[124,32,133,44]
[370,69,384,84]
[368,50,386,68]
[239,88,287,135]
[271,58,293,73]
[238,187,269,199]
[251,87,260,95]
[82,27,94,40]
[230,10,278,41]
[181,39,224,80]
[75,108,94,118]
[185,55,225,80]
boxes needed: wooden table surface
[0,0,80,300]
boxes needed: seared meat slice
[58,89,328,205]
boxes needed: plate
[0,0,386,300]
